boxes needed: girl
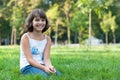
[20,9,61,77]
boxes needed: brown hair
[25,9,49,33]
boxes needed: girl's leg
[21,65,62,77]
[21,65,48,77]
[55,69,62,76]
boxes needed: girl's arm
[44,35,52,66]
[44,35,56,73]
[21,34,51,73]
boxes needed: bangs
[33,9,47,19]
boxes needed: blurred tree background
[0,0,120,46]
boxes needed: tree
[62,0,74,45]
[0,0,119,45]
[100,12,111,45]
[100,11,118,44]
[0,0,11,45]
[77,0,113,47]
[7,0,42,45]
[46,3,60,45]
[109,0,120,43]
[69,8,88,45]
[110,14,118,44]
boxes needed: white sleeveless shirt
[20,33,47,69]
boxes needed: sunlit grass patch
[0,45,120,80]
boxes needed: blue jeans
[20,65,62,77]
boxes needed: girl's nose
[37,21,43,24]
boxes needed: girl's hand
[44,66,52,73]
[48,65,56,73]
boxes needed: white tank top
[20,33,47,69]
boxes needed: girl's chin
[34,27,44,32]
[36,28,44,30]
[34,29,43,32]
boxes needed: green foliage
[100,13,110,34]
[46,3,59,32]
[0,0,11,39]
[110,16,118,33]
[68,8,88,43]
[69,10,88,32]
[46,3,59,20]
[0,16,11,38]
[100,11,117,34]
[62,0,74,24]
[0,0,120,44]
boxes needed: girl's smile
[32,17,46,32]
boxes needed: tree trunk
[11,27,16,45]
[74,32,77,44]
[0,36,1,45]
[78,31,82,46]
[113,31,116,44]
[67,27,70,45]
[11,28,14,45]
[105,32,108,45]
[88,9,92,48]
[66,15,70,45]
[54,19,59,45]
[14,28,16,45]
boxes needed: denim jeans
[20,65,62,77]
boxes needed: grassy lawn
[0,45,120,80]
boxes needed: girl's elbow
[27,58,34,64]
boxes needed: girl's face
[32,16,46,32]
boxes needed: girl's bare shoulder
[21,33,29,42]
[45,35,51,43]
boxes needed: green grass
[0,45,120,80]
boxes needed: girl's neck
[32,31,43,36]
[28,31,44,41]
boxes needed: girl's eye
[35,19,40,21]
[41,19,45,21]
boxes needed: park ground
[0,45,120,80]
